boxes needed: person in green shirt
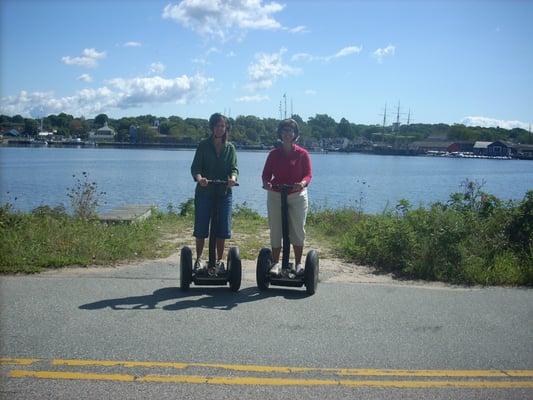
[190,113,239,273]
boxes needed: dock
[98,205,152,223]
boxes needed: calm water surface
[1,147,532,215]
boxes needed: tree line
[1,113,531,145]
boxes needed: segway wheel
[180,246,193,291]
[304,249,319,295]
[228,246,242,292]
[256,247,272,290]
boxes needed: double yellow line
[2,357,533,389]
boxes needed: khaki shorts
[267,189,308,247]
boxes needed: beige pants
[267,189,308,247]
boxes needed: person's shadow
[79,286,309,311]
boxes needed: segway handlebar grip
[207,179,239,186]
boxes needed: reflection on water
[1,147,532,215]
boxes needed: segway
[256,184,319,295]
[180,180,241,292]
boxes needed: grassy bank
[308,183,533,286]
[2,182,532,286]
[0,202,270,274]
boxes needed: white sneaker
[216,260,226,274]
[194,259,204,272]
[270,262,281,276]
[295,263,305,275]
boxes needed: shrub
[66,172,106,219]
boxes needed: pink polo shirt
[262,144,312,193]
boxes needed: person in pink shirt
[262,118,312,276]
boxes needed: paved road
[1,259,532,399]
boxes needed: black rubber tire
[256,248,272,290]
[180,246,193,291]
[304,249,319,295]
[228,246,242,292]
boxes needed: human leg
[267,190,282,274]
[288,189,308,273]
[193,191,211,269]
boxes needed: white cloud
[304,89,316,96]
[0,74,213,117]
[247,48,300,91]
[325,45,362,61]
[61,48,106,68]
[461,116,530,130]
[288,25,309,34]
[235,94,269,102]
[291,46,362,63]
[162,0,284,40]
[373,45,395,63]
[77,74,93,83]
[150,62,166,74]
[124,41,142,47]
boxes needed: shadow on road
[79,286,309,311]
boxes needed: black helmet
[277,118,299,141]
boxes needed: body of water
[1,146,532,215]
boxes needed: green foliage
[308,182,533,286]
[2,112,529,145]
[0,211,162,273]
[233,202,262,220]
[178,198,195,217]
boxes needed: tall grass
[308,181,533,286]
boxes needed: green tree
[136,124,157,143]
[94,114,108,128]
[308,114,336,139]
[336,117,354,139]
[24,119,39,136]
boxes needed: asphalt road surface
[1,259,532,399]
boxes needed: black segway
[180,180,241,292]
[256,184,319,295]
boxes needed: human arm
[191,143,208,187]
[261,152,274,190]
[294,150,312,190]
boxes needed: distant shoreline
[2,140,533,160]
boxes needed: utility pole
[407,108,411,125]
[283,93,287,119]
[279,101,283,120]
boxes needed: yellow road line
[8,370,533,389]
[52,359,188,370]
[10,370,134,382]
[51,358,533,378]
[0,358,40,366]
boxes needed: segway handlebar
[207,179,239,186]
[270,183,298,190]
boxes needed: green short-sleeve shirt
[191,137,239,195]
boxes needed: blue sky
[1,0,532,129]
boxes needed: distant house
[513,144,533,159]
[89,122,116,142]
[487,141,511,157]
[447,141,474,153]
[473,141,492,156]
[5,129,20,137]
[321,137,350,150]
